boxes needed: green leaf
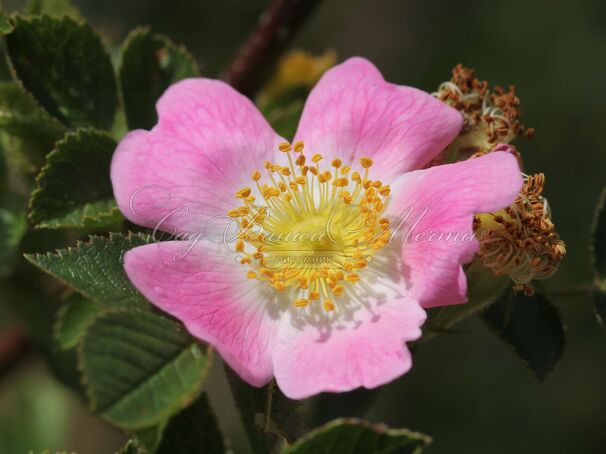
[0,81,66,173]
[152,393,226,454]
[29,128,122,229]
[225,366,303,454]
[480,290,566,381]
[6,16,117,129]
[0,192,27,276]
[80,309,212,430]
[0,11,14,34]
[53,294,102,350]
[119,27,199,130]
[285,419,431,454]
[25,232,153,308]
[592,187,606,285]
[26,0,82,18]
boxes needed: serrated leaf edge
[35,206,123,229]
[480,293,567,383]
[285,418,432,453]
[5,14,118,129]
[117,26,200,131]
[28,126,119,228]
[76,307,213,431]
[118,25,200,80]
[2,15,68,132]
[23,231,152,303]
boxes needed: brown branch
[0,324,30,378]
[221,0,323,97]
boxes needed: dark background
[1,0,605,453]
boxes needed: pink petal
[124,240,278,387]
[293,57,462,182]
[272,263,426,400]
[111,78,284,234]
[387,151,523,308]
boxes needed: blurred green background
[1,0,605,452]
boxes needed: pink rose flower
[111,57,522,399]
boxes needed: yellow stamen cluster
[431,64,533,164]
[474,173,566,295]
[228,141,392,311]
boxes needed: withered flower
[433,65,565,294]
[432,64,534,163]
[474,173,566,295]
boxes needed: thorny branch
[221,0,323,97]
